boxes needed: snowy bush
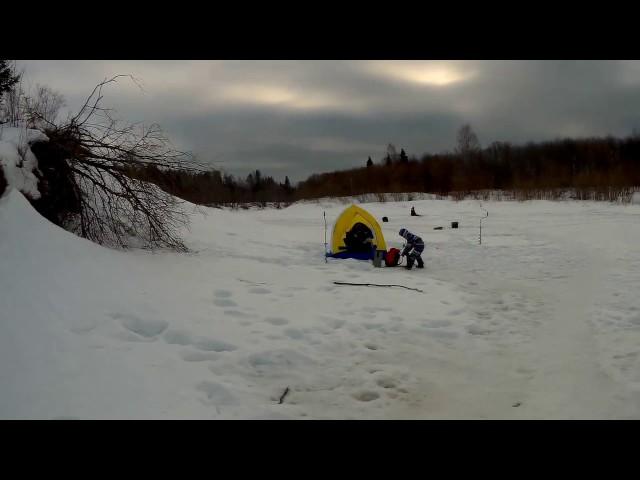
[0,125,48,200]
[37,76,205,251]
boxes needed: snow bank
[0,126,48,199]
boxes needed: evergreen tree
[0,60,19,99]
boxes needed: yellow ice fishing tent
[327,204,387,260]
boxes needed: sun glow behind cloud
[365,61,475,87]
[218,83,366,113]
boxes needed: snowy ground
[2,188,640,419]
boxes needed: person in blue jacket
[399,228,425,270]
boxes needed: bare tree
[455,124,481,156]
[47,75,206,251]
[386,143,398,161]
[1,62,65,129]
[23,85,66,129]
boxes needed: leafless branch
[46,75,208,250]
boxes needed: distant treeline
[126,164,295,206]
[127,133,640,205]
[296,135,640,200]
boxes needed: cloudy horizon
[16,60,640,182]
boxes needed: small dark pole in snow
[324,211,328,263]
[479,203,488,245]
[279,386,290,404]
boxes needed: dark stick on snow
[333,282,423,293]
[279,387,290,404]
[238,279,266,285]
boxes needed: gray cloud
[16,60,640,182]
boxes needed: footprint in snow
[249,287,271,294]
[264,317,289,326]
[247,350,315,373]
[467,324,491,336]
[69,322,99,335]
[214,298,237,307]
[353,391,380,402]
[192,337,237,352]
[196,381,236,405]
[284,328,305,340]
[224,310,255,319]
[180,350,221,362]
[110,313,168,338]
[163,329,236,352]
[376,377,397,389]
[162,329,193,346]
[214,290,233,298]
[425,330,459,340]
[424,319,452,328]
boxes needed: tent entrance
[342,222,375,253]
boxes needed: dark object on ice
[410,206,421,216]
[451,222,458,229]
[279,386,290,404]
[372,249,386,268]
[434,226,443,230]
[333,281,423,293]
[512,402,522,407]
[382,216,388,222]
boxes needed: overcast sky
[17,60,640,182]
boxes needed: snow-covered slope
[2,188,640,419]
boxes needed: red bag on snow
[384,248,401,267]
